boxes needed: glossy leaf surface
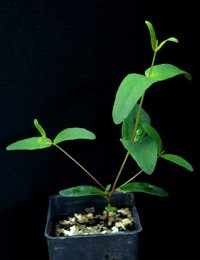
[117,182,169,196]
[54,128,96,144]
[59,185,106,197]
[122,103,151,141]
[6,136,52,150]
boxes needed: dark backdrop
[0,1,198,259]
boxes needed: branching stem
[53,143,105,191]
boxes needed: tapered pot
[44,192,142,260]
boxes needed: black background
[0,1,198,259]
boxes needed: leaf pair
[6,119,96,151]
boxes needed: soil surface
[54,206,135,236]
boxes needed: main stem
[109,94,145,198]
[110,51,157,197]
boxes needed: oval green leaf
[6,136,52,150]
[121,136,157,174]
[54,128,96,144]
[160,153,194,172]
[117,182,169,197]
[145,20,157,51]
[155,37,178,52]
[112,74,155,125]
[59,185,105,197]
[145,64,192,81]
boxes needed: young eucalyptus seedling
[6,21,193,211]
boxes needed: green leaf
[156,37,178,52]
[120,136,157,174]
[59,185,106,197]
[122,103,151,141]
[160,153,194,172]
[33,119,46,136]
[112,74,156,125]
[145,20,157,51]
[105,205,117,212]
[145,64,192,81]
[117,182,169,197]
[142,123,163,155]
[105,184,112,192]
[145,21,178,53]
[54,128,96,144]
[6,136,52,150]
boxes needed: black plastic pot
[44,193,142,260]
